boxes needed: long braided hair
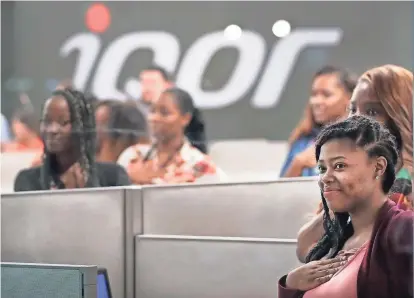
[305,115,399,263]
[40,88,97,189]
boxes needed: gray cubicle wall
[3,179,321,298]
[135,235,300,298]
[1,262,97,298]
[1,187,141,298]
[129,177,320,238]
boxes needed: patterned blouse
[118,140,226,184]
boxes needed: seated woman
[3,106,43,152]
[119,87,225,184]
[281,66,357,177]
[278,115,413,298]
[94,100,120,162]
[29,85,98,167]
[14,87,131,191]
[296,65,413,263]
[96,100,150,163]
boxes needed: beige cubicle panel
[135,235,300,298]
[1,152,39,193]
[1,187,130,298]
[209,140,289,177]
[133,177,320,238]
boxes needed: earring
[375,176,380,180]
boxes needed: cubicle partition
[135,235,300,298]
[131,178,319,297]
[1,187,140,298]
[2,178,321,298]
[133,177,320,238]
[1,262,97,298]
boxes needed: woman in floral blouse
[119,88,225,184]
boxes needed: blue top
[1,113,11,142]
[279,129,321,177]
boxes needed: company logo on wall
[60,3,343,109]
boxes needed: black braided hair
[305,115,399,263]
[40,87,97,189]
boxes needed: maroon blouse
[278,200,414,298]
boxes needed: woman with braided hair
[14,88,130,191]
[296,65,413,263]
[278,115,413,298]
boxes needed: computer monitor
[97,268,112,298]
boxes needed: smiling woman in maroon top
[278,115,413,298]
